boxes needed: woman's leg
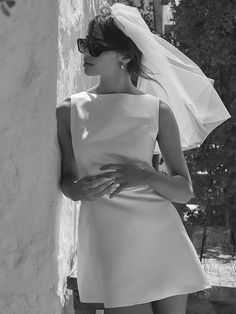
[104,302,153,314]
[151,294,188,314]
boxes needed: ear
[116,51,131,66]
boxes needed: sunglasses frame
[77,38,116,57]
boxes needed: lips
[84,60,93,65]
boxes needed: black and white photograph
[0,1,235,313]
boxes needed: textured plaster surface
[56,0,101,311]
[0,0,62,312]
[57,0,101,104]
[0,0,103,312]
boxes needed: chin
[83,68,99,76]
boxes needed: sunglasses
[77,38,116,57]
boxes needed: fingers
[82,173,125,200]
[90,172,118,182]
[107,182,121,194]
[89,177,115,188]
[88,181,120,200]
[93,172,117,179]
[93,178,116,193]
[100,164,124,171]
[109,184,123,198]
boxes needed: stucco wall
[0,0,100,313]
[0,0,61,312]
[57,0,100,309]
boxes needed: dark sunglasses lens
[89,43,103,57]
[77,39,114,57]
[77,39,87,53]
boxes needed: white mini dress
[70,91,211,308]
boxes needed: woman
[57,3,229,314]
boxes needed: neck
[96,72,136,94]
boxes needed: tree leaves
[169,0,236,227]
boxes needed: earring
[120,63,126,70]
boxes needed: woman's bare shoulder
[159,100,175,118]
[158,100,180,141]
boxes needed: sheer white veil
[101,2,231,151]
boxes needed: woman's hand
[74,173,120,201]
[99,156,156,198]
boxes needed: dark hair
[87,14,161,87]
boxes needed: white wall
[0,0,100,313]
[57,0,100,311]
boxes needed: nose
[83,46,92,57]
[84,50,90,56]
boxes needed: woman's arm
[56,98,81,201]
[147,100,194,203]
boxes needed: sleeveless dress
[70,91,211,308]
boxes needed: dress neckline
[85,91,148,96]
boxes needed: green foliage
[127,0,156,33]
[168,0,236,227]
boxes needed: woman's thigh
[151,294,188,314]
[104,302,153,314]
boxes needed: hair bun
[100,1,113,21]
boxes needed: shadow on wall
[57,0,101,311]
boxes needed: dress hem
[80,283,212,308]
